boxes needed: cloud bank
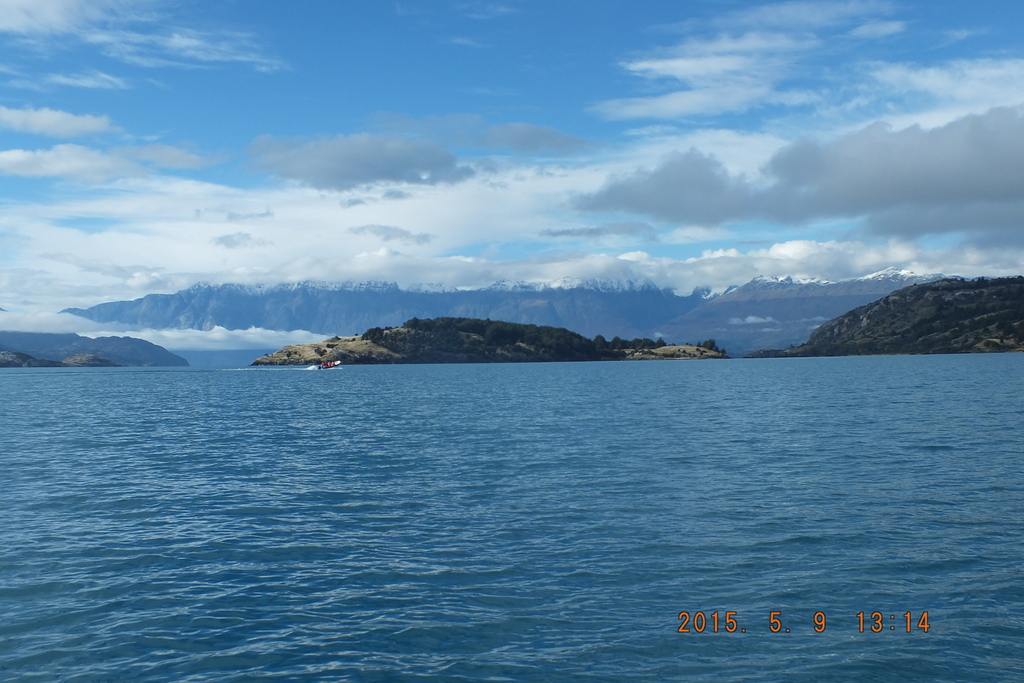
[581,106,1024,241]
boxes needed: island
[750,276,1024,357]
[252,317,727,365]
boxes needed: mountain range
[63,268,943,357]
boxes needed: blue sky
[3,0,1024,343]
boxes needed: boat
[317,360,343,370]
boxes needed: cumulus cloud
[580,106,1024,241]
[251,134,475,191]
[578,149,756,224]
[0,105,114,137]
[481,123,589,154]
[763,106,1024,228]
[349,224,435,245]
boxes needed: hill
[251,317,727,365]
[659,268,942,354]
[0,331,189,366]
[751,277,1024,357]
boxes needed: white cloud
[0,0,133,34]
[0,310,110,333]
[849,20,904,38]
[0,142,217,182]
[730,315,778,325]
[83,28,285,72]
[722,0,892,30]
[0,144,141,181]
[593,2,923,123]
[118,326,324,351]
[0,105,114,136]
[871,59,1024,117]
[46,70,129,89]
[0,0,282,72]
[0,309,323,352]
[595,32,813,120]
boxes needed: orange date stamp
[677,610,931,633]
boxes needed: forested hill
[751,277,1024,357]
[252,317,727,365]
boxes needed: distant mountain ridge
[63,269,944,356]
[64,279,708,342]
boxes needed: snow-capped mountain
[62,269,949,357]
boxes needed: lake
[2,355,1022,681]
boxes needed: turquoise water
[2,356,1023,681]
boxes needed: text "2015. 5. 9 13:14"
[677,611,931,634]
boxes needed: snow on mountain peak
[856,267,942,282]
[746,274,834,288]
[544,277,661,292]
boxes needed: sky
[2,0,1024,345]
